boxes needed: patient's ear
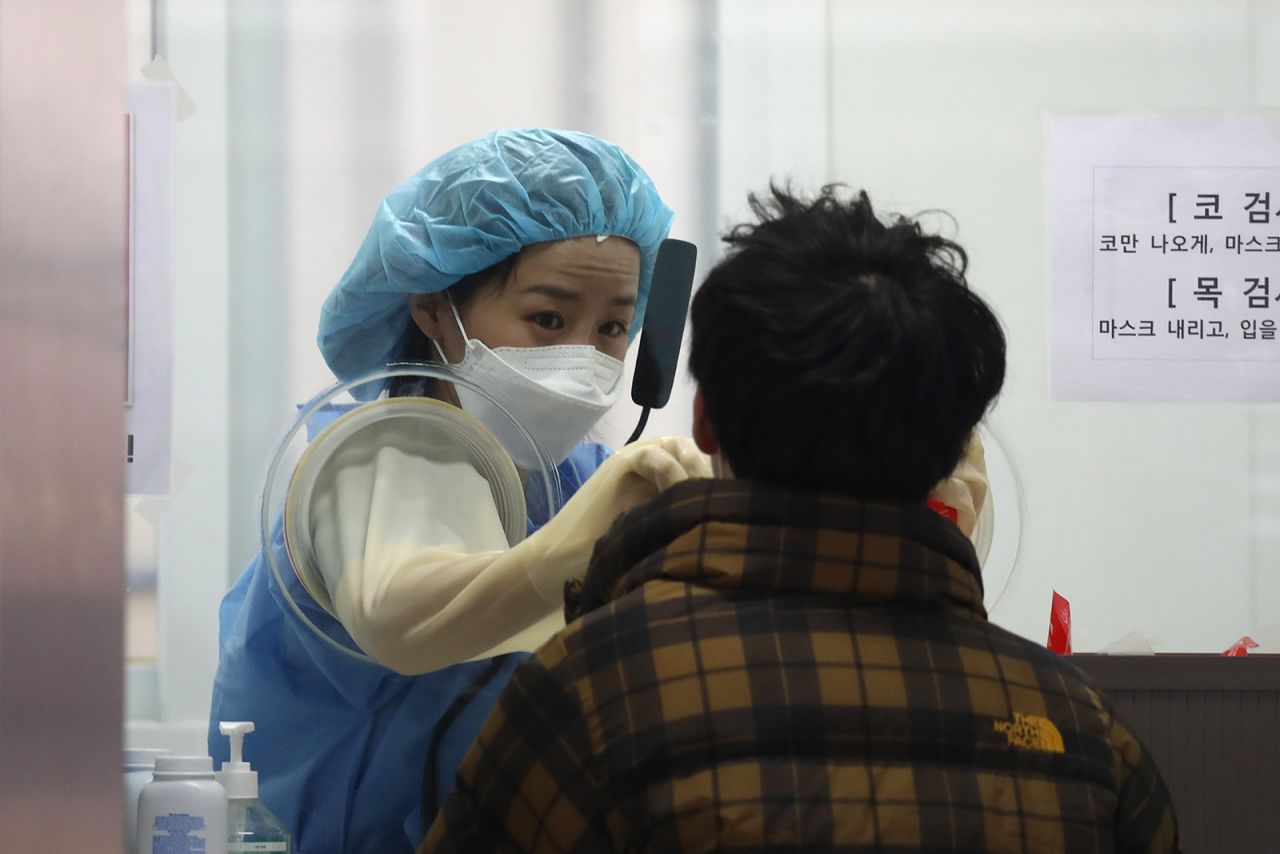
[692,387,719,456]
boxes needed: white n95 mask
[434,298,625,469]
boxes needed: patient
[421,185,1182,852]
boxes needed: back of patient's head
[689,184,1006,501]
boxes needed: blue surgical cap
[318,129,675,391]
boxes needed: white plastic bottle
[136,755,228,854]
[125,748,170,853]
[217,721,291,853]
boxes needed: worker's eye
[529,311,565,331]
[599,320,629,338]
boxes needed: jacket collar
[567,479,986,621]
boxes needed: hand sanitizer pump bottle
[217,722,292,853]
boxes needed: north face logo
[994,713,1065,753]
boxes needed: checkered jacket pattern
[422,479,1181,853]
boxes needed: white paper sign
[1050,115,1280,401]
[126,82,175,494]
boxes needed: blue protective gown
[209,442,610,854]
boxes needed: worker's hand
[517,437,712,601]
[927,433,988,541]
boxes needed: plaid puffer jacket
[423,479,1180,853]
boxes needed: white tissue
[1099,630,1156,655]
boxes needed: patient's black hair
[689,184,1005,500]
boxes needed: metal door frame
[0,1,127,849]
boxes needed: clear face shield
[261,240,701,662]
[259,364,564,663]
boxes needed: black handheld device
[626,238,698,443]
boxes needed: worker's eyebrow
[523,284,581,302]
[523,284,637,307]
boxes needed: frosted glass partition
[718,0,1280,651]
[138,4,1280,760]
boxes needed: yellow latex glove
[518,436,714,602]
[926,433,988,542]
[334,437,711,674]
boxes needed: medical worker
[209,129,710,853]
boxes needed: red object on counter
[1220,636,1259,657]
[1047,590,1072,655]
